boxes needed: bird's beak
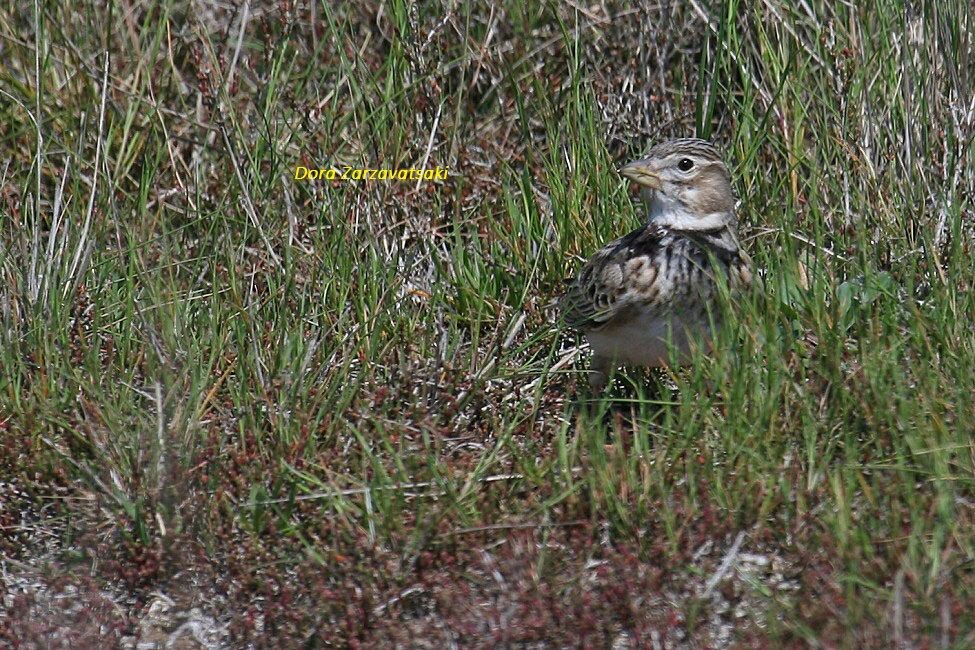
[620,160,661,190]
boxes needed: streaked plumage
[560,138,752,391]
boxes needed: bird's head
[620,138,736,230]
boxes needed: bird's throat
[647,197,735,232]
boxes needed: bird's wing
[559,225,665,331]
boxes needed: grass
[1,0,974,646]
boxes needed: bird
[560,138,753,392]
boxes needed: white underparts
[586,311,711,367]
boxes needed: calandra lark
[560,138,752,392]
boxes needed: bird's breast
[586,310,712,367]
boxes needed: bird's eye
[677,158,694,172]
